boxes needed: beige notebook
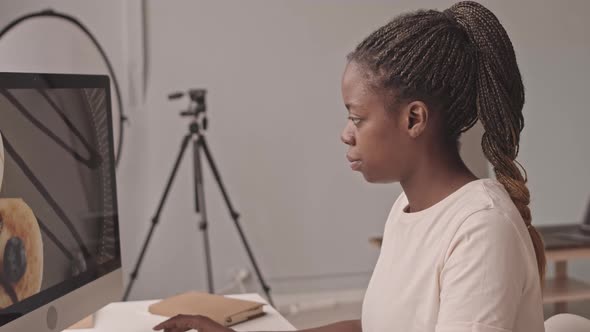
[148,291,266,327]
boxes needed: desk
[63,293,295,332]
[544,248,590,313]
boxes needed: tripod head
[168,89,208,131]
[168,89,207,118]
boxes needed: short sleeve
[435,209,527,332]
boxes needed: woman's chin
[361,172,379,183]
[361,172,398,184]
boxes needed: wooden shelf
[546,248,590,262]
[543,278,590,304]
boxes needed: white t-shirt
[362,178,545,332]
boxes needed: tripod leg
[193,138,214,293]
[123,134,192,301]
[198,136,274,306]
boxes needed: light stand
[124,90,273,305]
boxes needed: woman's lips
[347,155,362,171]
[349,160,362,171]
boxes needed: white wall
[131,0,412,298]
[1,0,589,302]
[125,0,490,299]
[130,0,590,299]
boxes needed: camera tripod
[123,89,273,305]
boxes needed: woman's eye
[348,116,362,126]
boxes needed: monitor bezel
[0,72,122,330]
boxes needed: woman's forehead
[342,62,400,114]
[342,64,375,101]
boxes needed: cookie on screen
[0,198,44,308]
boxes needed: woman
[154,1,546,331]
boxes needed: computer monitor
[0,72,122,330]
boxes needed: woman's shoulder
[450,178,523,223]
[434,178,530,249]
[453,178,525,233]
[450,179,534,261]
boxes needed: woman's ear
[405,101,429,138]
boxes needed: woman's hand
[153,314,235,332]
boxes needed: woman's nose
[340,123,355,146]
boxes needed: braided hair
[348,1,545,282]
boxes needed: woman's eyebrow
[345,102,362,112]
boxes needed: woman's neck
[400,147,478,213]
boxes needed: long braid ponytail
[446,1,546,283]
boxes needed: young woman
[154,2,545,331]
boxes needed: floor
[283,300,590,330]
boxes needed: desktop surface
[539,224,590,250]
[63,293,295,332]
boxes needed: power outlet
[235,268,251,283]
[220,267,252,294]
